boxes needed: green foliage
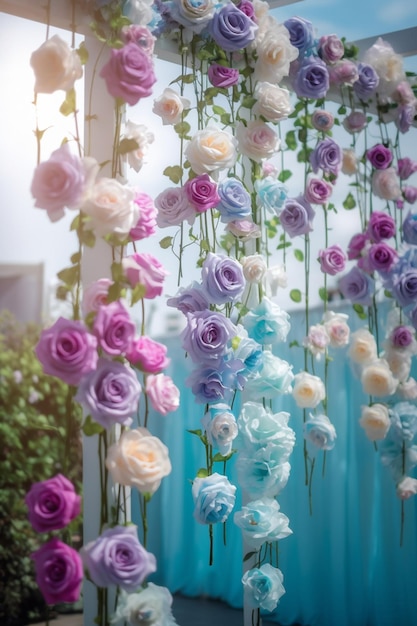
[0,311,82,625]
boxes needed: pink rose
[100,42,156,105]
[318,244,347,275]
[372,168,401,201]
[226,219,261,240]
[93,300,136,356]
[328,60,358,86]
[32,538,83,605]
[236,121,280,162]
[311,110,334,132]
[304,177,333,204]
[121,25,156,56]
[130,192,157,240]
[146,373,180,415]
[155,187,195,227]
[397,157,417,180]
[404,186,417,204]
[184,174,220,213]
[127,336,170,373]
[347,232,368,260]
[342,111,367,134]
[122,253,168,299]
[25,474,81,533]
[318,34,344,64]
[81,278,112,317]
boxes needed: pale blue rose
[242,564,285,612]
[244,351,294,400]
[255,177,288,214]
[303,414,336,451]
[186,361,237,404]
[389,402,417,443]
[233,334,263,379]
[201,404,238,456]
[236,446,291,497]
[217,178,252,223]
[380,439,417,483]
[201,252,246,305]
[238,401,295,458]
[192,472,236,524]
[234,497,292,550]
[242,297,291,346]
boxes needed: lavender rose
[366,211,396,242]
[217,178,252,222]
[310,138,342,176]
[403,211,417,245]
[318,244,347,275]
[186,362,237,404]
[318,34,344,64]
[392,270,417,307]
[390,325,415,350]
[93,300,136,356]
[304,176,333,204]
[353,63,380,101]
[32,538,83,605]
[283,16,315,56]
[99,42,156,105]
[311,110,334,132]
[338,266,375,306]
[210,3,257,52]
[35,317,98,386]
[343,111,367,134]
[25,475,81,533]
[293,56,330,100]
[279,195,315,238]
[201,252,246,304]
[81,525,156,592]
[155,186,195,227]
[181,310,236,364]
[364,242,398,274]
[367,144,393,170]
[208,63,239,88]
[166,281,209,314]
[184,174,220,213]
[75,358,141,429]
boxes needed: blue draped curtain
[133,302,417,626]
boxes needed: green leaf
[187,429,203,437]
[196,468,208,478]
[278,169,292,183]
[338,105,347,115]
[118,137,139,155]
[82,415,104,437]
[59,88,76,116]
[163,165,183,184]
[290,288,302,303]
[79,228,96,247]
[343,192,356,210]
[111,262,124,282]
[294,249,304,262]
[353,303,367,319]
[241,95,256,109]
[243,551,258,562]
[76,41,89,65]
[318,287,328,302]
[384,289,393,298]
[285,130,297,151]
[212,451,235,462]
[160,236,173,249]
[56,265,79,288]
[174,121,191,139]
[107,282,125,303]
[70,252,81,264]
[131,283,147,305]
[289,340,300,348]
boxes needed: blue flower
[283,16,315,57]
[243,297,291,346]
[338,266,375,306]
[234,497,292,550]
[237,401,295,457]
[255,177,288,214]
[186,360,238,404]
[217,178,252,223]
[303,414,337,451]
[192,472,236,524]
[232,335,263,379]
[242,564,285,612]
[244,351,294,400]
[201,404,238,456]
[236,445,291,497]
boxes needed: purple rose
[32,538,83,605]
[217,178,252,222]
[279,195,315,238]
[167,281,209,315]
[99,42,156,105]
[293,56,329,100]
[283,16,315,56]
[80,525,156,592]
[311,109,334,132]
[367,211,395,242]
[75,358,141,428]
[201,252,245,304]
[367,144,393,170]
[348,234,369,262]
[361,242,398,274]
[155,186,195,227]
[304,177,332,204]
[186,361,240,404]
[208,63,239,88]
[404,187,417,204]
[343,111,367,134]
[181,310,236,364]
[237,0,255,19]
[353,63,379,101]
[318,34,344,64]
[390,325,415,349]
[398,158,417,181]
[395,105,415,134]
[403,211,417,245]
[25,475,81,533]
[338,266,375,306]
[35,317,98,386]
[93,300,136,356]
[184,174,220,213]
[210,3,257,52]
[318,245,346,275]
[392,270,417,307]
[310,138,342,176]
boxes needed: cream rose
[241,254,267,284]
[254,24,299,83]
[359,403,390,441]
[396,476,417,500]
[348,328,378,365]
[361,359,398,397]
[322,311,350,348]
[342,148,358,176]
[254,82,293,122]
[363,37,406,97]
[185,126,237,175]
[372,168,401,201]
[384,349,412,383]
[236,121,280,162]
[292,372,326,409]
[106,427,171,494]
[122,120,154,173]
[398,377,417,400]
[30,34,83,93]
[82,178,138,238]
[153,87,191,126]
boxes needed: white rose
[254,82,293,122]
[371,168,401,201]
[123,0,154,26]
[241,254,267,283]
[384,349,412,383]
[30,34,83,93]
[153,87,191,126]
[398,377,417,400]
[342,148,358,176]
[82,178,138,238]
[348,328,378,365]
[254,23,299,83]
[202,408,238,457]
[396,476,417,500]
[112,585,177,626]
[236,120,280,162]
[303,324,330,359]
[359,403,390,441]
[322,310,350,348]
[185,125,237,175]
[292,372,326,409]
[363,37,406,97]
[264,264,287,296]
[361,359,398,397]
[122,120,154,173]
[106,427,171,494]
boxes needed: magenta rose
[347,233,368,260]
[25,474,81,533]
[361,242,398,274]
[122,252,168,299]
[208,63,239,88]
[398,157,417,181]
[367,144,393,169]
[126,335,170,373]
[32,538,83,605]
[184,174,220,213]
[146,373,180,415]
[318,245,347,275]
[404,187,417,204]
[304,177,333,204]
[99,42,156,105]
[366,211,395,242]
[129,192,157,240]
[93,300,136,356]
[35,317,98,386]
